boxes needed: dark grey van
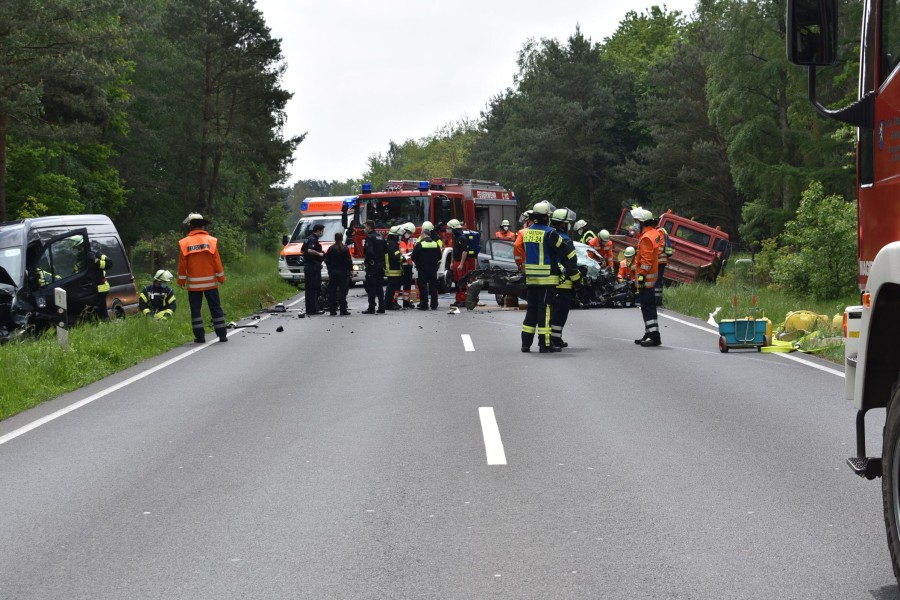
[0,215,138,340]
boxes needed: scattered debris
[276,326,284,332]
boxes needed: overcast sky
[254,0,699,185]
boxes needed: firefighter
[362,219,386,314]
[617,247,637,282]
[73,236,112,321]
[655,222,673,306]
[521,201,580,353]
[302,223,326,316]
[411,221,441,310]
[494,219,515,241]
[549,208,580,349]
[139,269,177,319]
[513,210,534,270]
[633,208,661,347]
[384,226,404,310]
[596,229,615,269]
[399,222,416,308]
[573,219,597,246]
[448,218,477,307]
[178,213,227,344]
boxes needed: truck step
[847,456,882,479]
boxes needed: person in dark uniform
[549,208,579,349]
[384,226,404,310]
[325,232,352,316]
[362,220,386,314]
[411,220,442,310]
[139,269,177,319]
[302,223,325,315]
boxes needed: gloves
[637,275,645,288]
[142,308,151,316]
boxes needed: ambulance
[278,196,363,286]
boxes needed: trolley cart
[718,258,769,353]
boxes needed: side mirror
[786,0,838,66]
[341,202,348,229]
[282,235,289,247]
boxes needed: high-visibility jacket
[617,257,636,281]
[494,229,515,241]
[580,230,597,245]
[523,224,580,286]
[555,230,579,290]
[399,238,414,265]
[598,239,614,269]
[636,227,660,288]
[657,226,673,265]
[178,228,226,292]
[385,237,403,277]
[411,235,442,273]
[513,229,527,268]
[140,283,177,316]
[85,251,111,293]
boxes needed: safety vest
[384,238,403,277]
[580,230,597,245]
[94,254,110,293]
[523,224,562,286]
[657,226,673,265]
[178,229,226,291]
[636,228,660,288]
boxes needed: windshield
[360,196,427,229]
[290,218,345,243]
[0,227,24,287]
[491,240,515,260]
[674,225,712,248]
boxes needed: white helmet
[447,218,463,230]
[573,219,587,231]
[403,222,415,234]
[154,269,174,282]
[532,201,551,215]
[624,247,635,258]
[421,221,434,232]
[599,229,610,242]
[550,208,568,223]
[389,225,399,235]
[631,207,654,223]
[500,219,510,227]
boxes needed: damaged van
[0,215,138,341]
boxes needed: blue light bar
[418,181,429,192]
[362,183,372,194]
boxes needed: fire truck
[611,208,731,284]
[344,179,517,291]
[788,0,900,582]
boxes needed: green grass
[0,251,298,421]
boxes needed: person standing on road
[384,226,404,310]
[655,222,672,307]
[362,220,386,314]
[178,213,227,344]
[520,201,580,353]
[513,210,533,270]
[411,221,441,311]
[633,208,662,347]
[549,208,580,350]
[448,219,476,308]
[325,232,352,316]
[140,269,177,319]
[302,223,325,316]
[494,219,515,241]
[398,222,416,308]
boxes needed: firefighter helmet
[421,221,434,232]
[447,219,463,230]
[631,208,653,222]
[154,269,174,282]
[532,201,551,215]
[500,219,510,227]
[573,219,587,231]
[403,222,415,234]
[624,247,635,258]
[519,210,533,223]
[183,212,209,225]
[599,229,610,242]
[389,225,399,235]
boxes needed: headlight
[278,256,286,264]
[352,264,360,272]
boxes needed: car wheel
[884,387,900,583]
[495,294,505,306]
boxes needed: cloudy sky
[254,0,699,185]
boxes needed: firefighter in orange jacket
[656,224,672,306]
[494,219,516,241]
[178,213,227,344]
[633,208,661,347]
[596,229,614,269]
[617,246,636,282]
[513,210,534,270]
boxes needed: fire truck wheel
[883,386,900,582]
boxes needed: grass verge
[0,251,299,421]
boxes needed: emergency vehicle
[788,0,900,582]
[346,179,517,291]
[611,208,730,284]
[278,196,363,286]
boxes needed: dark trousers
[639,286,660,341]
[385,275,402,306]
[655,264,666,305]
[401,265,413,292]
[550,288,572,344]
[188,288,226,342]
[417,269,439,308]
[522,286,556,348]
[95,292,109,321]
[327,271,349,313]
[305,264,322,314]
[366,271,385,309]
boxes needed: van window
[38,233,87,284]
[0,228,25,287]
[291,218,345,243]
[674,225,712,248]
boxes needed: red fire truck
[788,0,900,581]
[345,179,517,290]
[611,208,731,284]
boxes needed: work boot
[362,307,376,314]
[194,337,206,344]
[376,306,386,314]
[329,311,337,316]
[635,335,650,345]
[403,301,413,308]
[521,346,531,353]
[417,305,429,311]
[640,336,662,347]
[386,303,401,311]
[539,345,561,353]
[551,338,568,348]
[340,310,351,316]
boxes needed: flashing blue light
[418,181,429,192]
[343,197,356,209]
[362,183,372,194]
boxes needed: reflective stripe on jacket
[636,228,660,287]
[385,238,403,277]
[657,226,672,264]
[555,231,579,290]
[178,229,226,292]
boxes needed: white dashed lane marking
[479,407,507,465]
[461,334,475,352]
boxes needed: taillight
[862,292,872,308]
[842,312,848,338]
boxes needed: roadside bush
[771,181,857,300]
[214,222,248,263]
[251,204,289,253]
[130,230,181,276]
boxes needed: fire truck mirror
[787,0,837,67]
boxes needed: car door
[29,228,96,315]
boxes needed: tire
[718,336,728,353]
[883,386,900,583]
[495,294,505,307]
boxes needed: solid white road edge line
[658,312,845,378]
[479,407,507,466]
[0,294,308,447]
[462,334,475,352]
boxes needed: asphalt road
[0,289,897,599]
